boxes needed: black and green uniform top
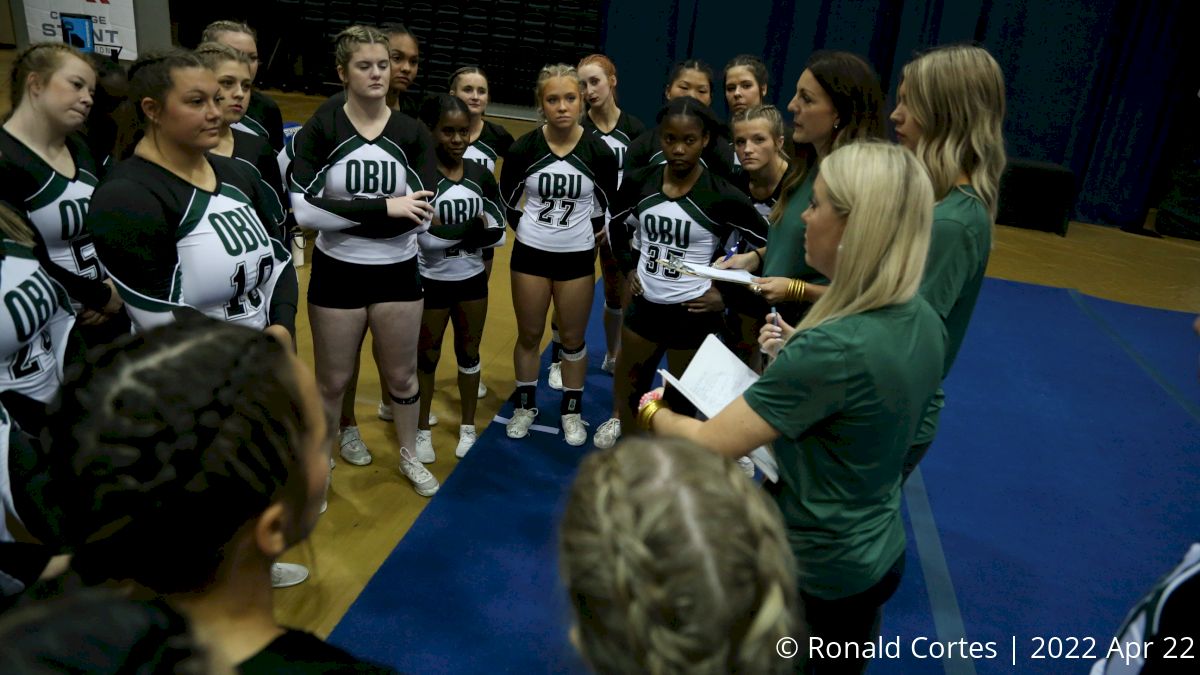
[0,130,111,312]
[912,185,993,448]
[464,120,515,175]
[582,110,647,187]
[623,127,738,183]
[743,297,946,599]
[608,164,767,304]
[0,238,75,405]
[761,168,824,282]
[88,155,296,334]
[236,89,285,152]
[230,129,288,227]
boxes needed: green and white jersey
[583,110,647,187]
[464,120,515,175]
[500,127,618,253]
[609,164,767,304]
[418,162,505,282]
[88,156,293,332]
[289,103,438,265]
[0,130,108,311]
[0,240,75,404]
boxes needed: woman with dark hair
[39,319,395,673]
[413,94,505,460]
[623,60,737,181]
[592,97,766,450]
[723,54,769,120]
[0,43,126,343]
[716,51,885,324]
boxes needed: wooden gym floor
[0,45,1195,634]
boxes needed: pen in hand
[723,245,736,262]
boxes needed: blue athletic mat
[329,278,1200,674]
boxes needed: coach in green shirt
[641,142,944,675]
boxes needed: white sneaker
[601,354,617,374]
[338,426,372,466]
[562,413,588,446]
[399,447,439,497]
[381,401,437,426]
[548,362,563,390]
[415,429,435,464]
[593,417,622,449]
[506,408,538,439]
[477,381,488,398]
[455,425,477,458]
[271,562,309,588]
[737,456,756,478]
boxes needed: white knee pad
[560,344,588,363]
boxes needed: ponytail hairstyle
[199,19,255,44]
[448,65,487,92]
[0,200,36,247]
[43,318,314,594]
[795,141,934,334]
[333,25,390,75]
[560,437,801,674]
[8,42,93,111]
[724,54,769,94]
[732,104,785,140]
[533,63,584,120]
[899,44,1006,220]
[770,51,885,224]
[666,59,715,94]
[656,95,723,147]
[126,49,207,126]
[418,92,470,132]
[578,53,619,104]
[379,22,419,45]
[193,41,252,72]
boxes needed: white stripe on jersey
[464,142,498,173]
[418,180,502,281]
[634,198,722,304]
[0,248,75,403]
[512,156,600,253]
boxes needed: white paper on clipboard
[657,334,779,482]
[655,259,756,285]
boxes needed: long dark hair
[43,318,311,594]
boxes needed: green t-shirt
[912,185,992,447]
[743,297,946,599]
[762,169,826,283]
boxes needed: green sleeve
[743,328,848,438]
[921,217,984,320]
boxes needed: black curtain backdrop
[605,0,1190,228]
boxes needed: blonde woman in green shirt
[640,141,945,675]
[891,44,1006,479]
[716,51,884,323]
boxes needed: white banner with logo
[24,0,138,60]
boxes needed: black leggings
[801,553,906,675]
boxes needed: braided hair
[8,42,93,111]
[41,317,312,594]
[560,437,801,674]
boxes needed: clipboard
[655,258,756,285]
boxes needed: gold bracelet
[638,399,668,431]
[797,280,807,302]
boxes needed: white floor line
[491,415,560,435]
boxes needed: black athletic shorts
[308,247,422,309]
[509,239,595,281]
[421,272,488,310]
[624,294,725,351]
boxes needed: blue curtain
[604,0,1189,227]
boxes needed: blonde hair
[200,20,255,43]
[900,45,1006,220]
[193,41,252,71]
[0,200,35,247]
[796,141,934,333]
[732,104,785,140]
[534,64,583,120]
[560,437,801,674]
[9,42,92,111]
[334,25,390,74]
